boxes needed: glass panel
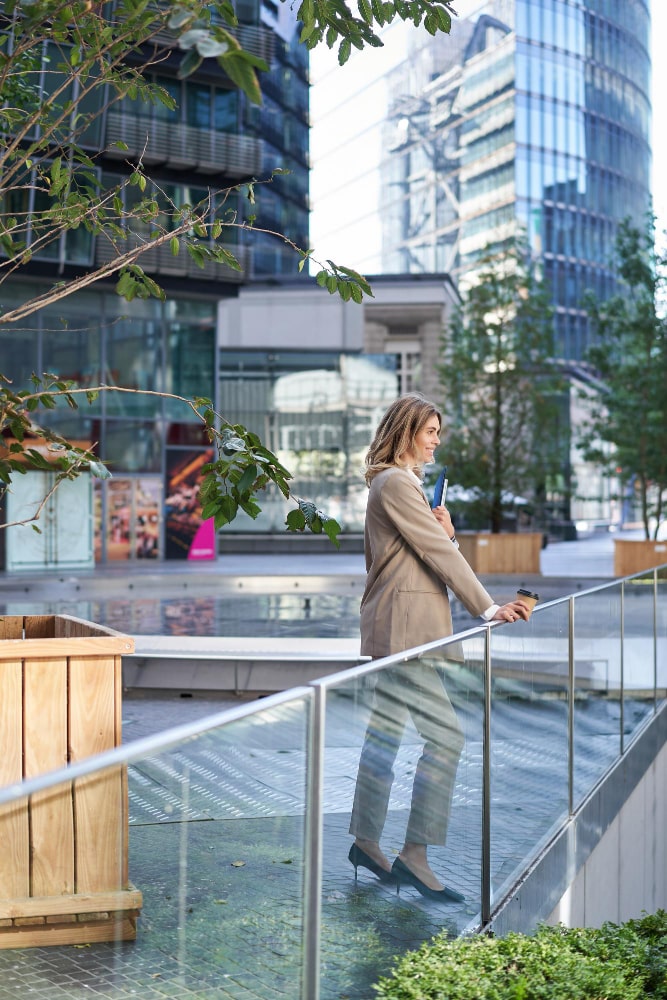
[105,316,163,415]
[154,75,181,121]
[0,693,311,997]
[658,573,667,697]
[489,602,569,904]
[572,585,622,808]
[186,81,211,128]
[623,573,656,740]
[165,322,215,411]
[321,632,485,995]
[103,420,162,473]
[214,88,239,131]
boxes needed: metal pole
[620,582,625,756]
[654,569,658,714]
[481,627,492,927]
[302,685,325,1000]
[568,595,575,816]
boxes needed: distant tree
[578,218,667,540]
[438,238,565,534]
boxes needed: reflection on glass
[572,585,622,808]
[623,574,657,740]
[657,576,667,697]
[0,698,310,997]
[322,634,484,994]
[489,604,569,904]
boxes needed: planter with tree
[437,236,566,574]
[578,217,667,577]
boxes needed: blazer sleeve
[378,471,495,618]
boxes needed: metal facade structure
[312,0,652,361]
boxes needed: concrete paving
[0,527,659,1000]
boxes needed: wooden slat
[0,915,138,949]
[0,617,24,640]
[0,660,29,898]
[24,658,75,897]
[69,656,124,892]
[55,614,129,640]
[0,886,143,920]
[114,654,130,885]
[23,616,55,639]
[0,635,134,659]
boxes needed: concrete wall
[491,705,667,936]
[217,276,457,406]
[218,283,364,351]
[546,738,667,928]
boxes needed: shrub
[373,910,667,999]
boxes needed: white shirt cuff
[481,604,500,621]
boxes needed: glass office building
[0,0,311,563]
[311,0,652,360]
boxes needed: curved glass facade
[514,0,651,357]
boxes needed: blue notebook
[432,467,448,508]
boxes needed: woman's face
[402,416,441,466]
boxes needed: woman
[348,393,530,901]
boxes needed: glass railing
[0,568,666,998]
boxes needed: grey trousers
[349,661,465,846]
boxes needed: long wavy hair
[365,393,442,486]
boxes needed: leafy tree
[0,0,457,539]
[578,218,667,540]
[438,238,565,534]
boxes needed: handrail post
[568,595,575,816]
[654,568,659,714]
[302,685,325,1000]
[620,582,625,756]
[481,626,492,928]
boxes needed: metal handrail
[0,563,665,997]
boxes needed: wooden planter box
[614,539,667,577]
[0,614,142,949]
[457,531,543,574]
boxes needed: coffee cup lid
[517,588,539,600]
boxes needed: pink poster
[164,448,216,560]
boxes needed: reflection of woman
[349,394,529,901]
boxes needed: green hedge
[374,911,667,999]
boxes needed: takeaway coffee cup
[516,588,539,616]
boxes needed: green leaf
[322,517,342,548]
[218,493,239,523]
[286,509,306,532]
[88,460,112,480]
[358,0,373,24]
[219,52,263,105]
[177,48,204,79]
[236,463,258,495]
[338,37,352,65]
[239,496,261,519]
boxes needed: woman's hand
[432,504,455,540]
[492,601,531,624]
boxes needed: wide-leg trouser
[349,660,465,846]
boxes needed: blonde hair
[365,393,442,486]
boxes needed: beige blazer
[360,467,494,658]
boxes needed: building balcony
[95,235,249,283]
[104,112,263,178]
[152,21,274,66]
